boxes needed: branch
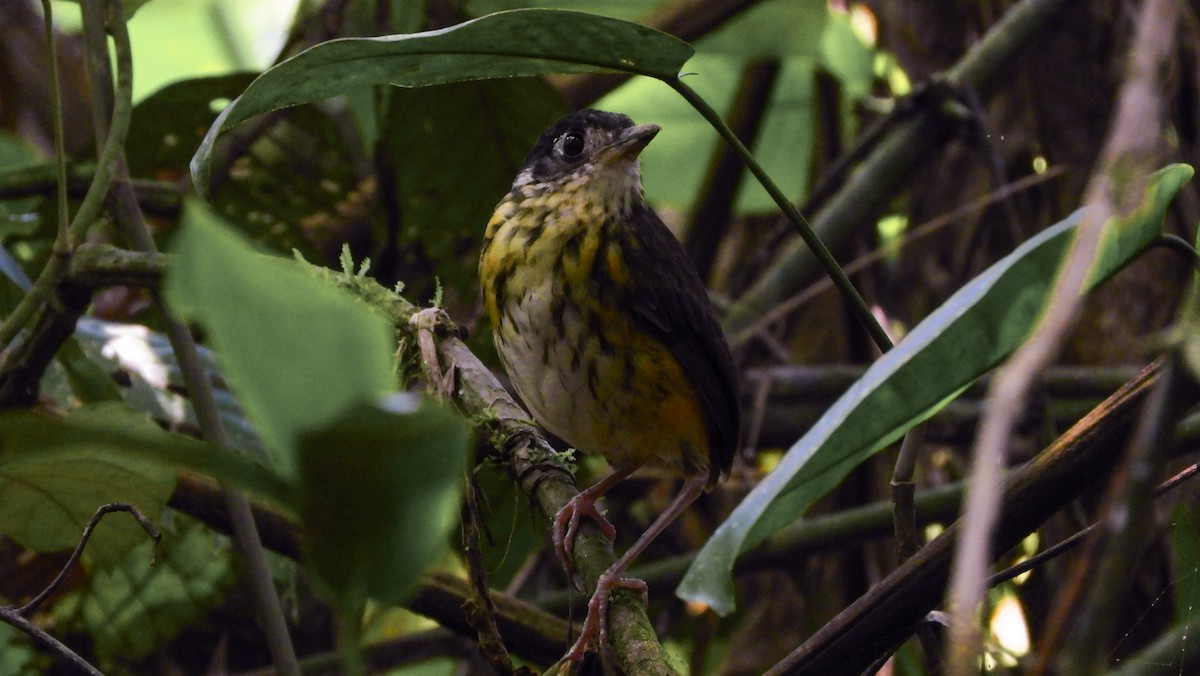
[308,266,675,671]
[76,0,301,672]
[0,607,102,676]
[1,502,159,676]
[169,470,572,666]
[723,0,1080,336]
[764,359,1161,675]
[0,163,182,217]
[945,0,1178,670]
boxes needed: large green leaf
[679,164,1194,614]
[376,78,567,302]
[126,73,257,180]
[298,396,470,605]
[598,1,873,213]
[0,403,292,510]
[191,9,693,190]
[0,406,177,570]
[164,199,396,477]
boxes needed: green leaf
[52,516,237,663]
[0,406,176,570]
[698,0,826,58]
[207,103,365,262]
[165,199,396,477]
[377,78,568,303]
[126,73,257,180]
[191,9,693,191]
[1170,502,1200,627]
[0,622,38,675]
[679,163,1194,614]
[56,335,124,404]
[298,395,470,605]
[818,11,875,99]
[0,403,292,509]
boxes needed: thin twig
[0,0,133,355]
[723,0,1077,338]
[17,503,160,616]
[40,0,68,253]
[731,168,1065,346]
[765,360,1162,675]
[1,502,159,676]
[1152,233,1200,271]
[459,477,520,674]
[986,463,1198,588]
[669,78,894,354]
[0,606,103,676]
[77,1,302,672]
[892,424,928,563]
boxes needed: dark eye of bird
[561,131,586,159]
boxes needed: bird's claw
[565,572,648,663]
[553,492,617,585]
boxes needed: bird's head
[511,109,660,215]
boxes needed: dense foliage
[0,0,1197,674]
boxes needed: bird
[479,109,740,664]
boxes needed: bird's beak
[596,123,661,164]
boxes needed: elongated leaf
[680,164,1194,614]
[298,395,470,605]
[191,9,693,190]
[165,199,396,478]
[0,403,293,515]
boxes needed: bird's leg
[565,476,706,663]
[553,467,634,579]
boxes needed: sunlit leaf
[298,395,471,605]
[679,164,1194,614]
[818,11,874,99]
[164,199,396,477]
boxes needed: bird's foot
[565,570,648,663]
[553,492,617,583]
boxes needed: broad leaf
[0,403,292,516]
[52,516,237,663]
[376,78,568,304]
[679,164,1194,614]
[165,199,396,477]
[0,406,177,570]
[127,73,257,181]
[192,9,693,190]
[298,395,470,605]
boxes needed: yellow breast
[479,182,710,477]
